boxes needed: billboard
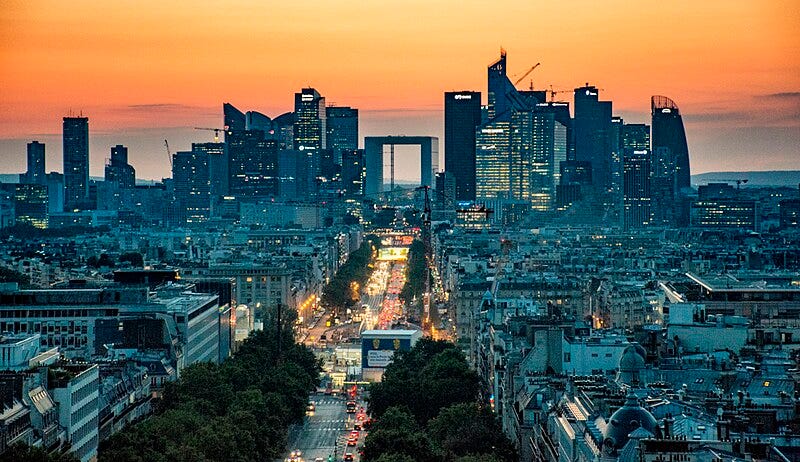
[360,329,420,369]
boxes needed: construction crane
[513,63,541,86]
[194,127,225,142]
[164,140,172,168]
[548,85,571,102]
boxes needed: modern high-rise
[435,171,456,210]
[326,106,358,165]
[487,50,530,120]
[512,106,568,211]
[341,149,366,197]
[444,91,481,201]
[227,130,279,198]
[294,88,326,153]
[26,141,46,185]
[172,150,210,224]
[573,85,613,190]
[475,120,512,199]
[223,103,246,133]
[623,150,651,229]
[192,142,226,199]
[104,145,136,189]
[651,95,690,192]
[63,117,90,211]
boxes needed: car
[315,458,324,462]
[343,454,354,462]
[347,438,357,447]
[353,423,362,431]
[307,402,316,411]
[349,430,359,439]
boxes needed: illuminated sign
[367,350,395,367]
[481,128,505,134]
[662,108,672,113]
[301,94,314,101]
[454,94,472,100]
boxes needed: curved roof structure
[603,393,659,450]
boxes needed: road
[282,393,367,462]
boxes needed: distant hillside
[692,171,800,188]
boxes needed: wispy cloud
[762,91,800,99]
[123,103,204,112]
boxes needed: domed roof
[602,393,658,450]
[619,344,646,371]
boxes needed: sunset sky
[1,0,798,181]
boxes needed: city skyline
[1,1,798,180]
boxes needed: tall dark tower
[573,85,613,190]
[326,106,358,165]
[105,144,136,189]
[651,96,690,192]
[223,103,246,133]
[444,91,481,201]
[26,141,46,185]
[63,116,89,211]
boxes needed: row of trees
[364,339,516,461]
[86,252,144,268]
[0,223,111,239]
[399,239,427,311]
[99,305,320,462]
[321,237,380,311]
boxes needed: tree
[0,444,79,462]
[368,339,479,423]
[361,407,436,462]
[99,306,320,462]
[428,403,516,461]
[0,267,30,286]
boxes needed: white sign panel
[367,350,395,367]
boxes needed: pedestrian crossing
[311,398,342,405]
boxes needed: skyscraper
[475,120,512,199]
[651,95,690,192]
[172,150,210,224]
[623,150,651,229]
[487,49,532,120]
[104,145,136,189]
[26,141,46,185]
[227,130,279,198]
[341,149,366,197]
[63,116,90,211]
[326,106,358,165]
[444,91,481,201]
[514,105,568,211]
[193,143,227,199]
[294,88,326,153]
[223,103,246,133]
[573,85,613,190]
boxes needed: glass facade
[476,121,511,199]
[651,95,690,192]
[326,106,358,165]
[172,150,210,224]
[623,150,651,229]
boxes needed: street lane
[283,395,347,461]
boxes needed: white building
[50,363,100,462]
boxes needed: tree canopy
[363,339,516,462]
[99,307,320,462]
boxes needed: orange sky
[1,0,798,179]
